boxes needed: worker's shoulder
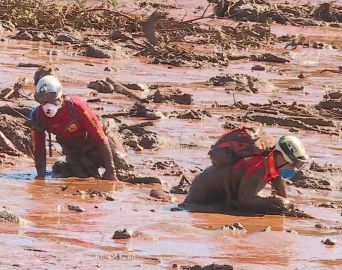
[67,96,89,109]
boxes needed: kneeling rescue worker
[30,75,116,180]
[183,131,309,214]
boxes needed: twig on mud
[201,3,212,18]
[106,77,145,103]
[320,69,342,74]
[180,14,215,24]
[79,8,135,21]
[5,104,29,120]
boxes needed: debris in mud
[126,175,162,184]
[151,160,183,176]
[171,109,212,120]
[149,189,173,202]
[315,224,342,231]
[250,53,289,64]
[88,80,114,93]
[124,83,149,92]
[0,207,26,224]
[286,229,298,234]
[212,0,342,25]
[261,226,272,232]
[180,263,233,270]
[128,102,164,120]
[220,222,246,233]
[170,175,191,195]
[209,73,276,93]
[74,189,115,201]
[221,98,340,136]
[67,204,85,213]
[120,122,159,150]
[147,88,193,105]
[112,229,134,240]
[321,238,337,246]
[281,208,313,219]
[84,45,111,58]
[315,202,341,209]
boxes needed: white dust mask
[42,103,60,117]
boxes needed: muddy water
[1,8,342,270]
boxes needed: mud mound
[147,88,193,105]
[209,73,276,93]
[0,114,32,157]
[292,170,342,190]
[213,0,342,25]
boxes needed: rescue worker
[30,75,117,180]
[181,135,309,214]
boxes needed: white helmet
[275,135,309,168]
[34,75,63,104]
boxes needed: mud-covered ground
[0,0,341,269]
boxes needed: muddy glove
[98,140,117,180]
[34,156,46,179]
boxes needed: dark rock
[56,33,76,43]
[67,204,85,212]
[85,45,111,58]
[251,53,290,63]
[321,238,337,246]
[105,195,115,201]
[251,64,266,71]
[112,229,133,239]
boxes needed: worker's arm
[271,176,287,198]
[32,129,46,179]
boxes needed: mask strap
[277,161,289,169]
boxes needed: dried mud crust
[212,0,342,25]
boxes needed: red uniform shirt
[32,96,106,162]
[232,150,280,183]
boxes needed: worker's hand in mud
[270,196,294,211]
[102,170,117,181]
